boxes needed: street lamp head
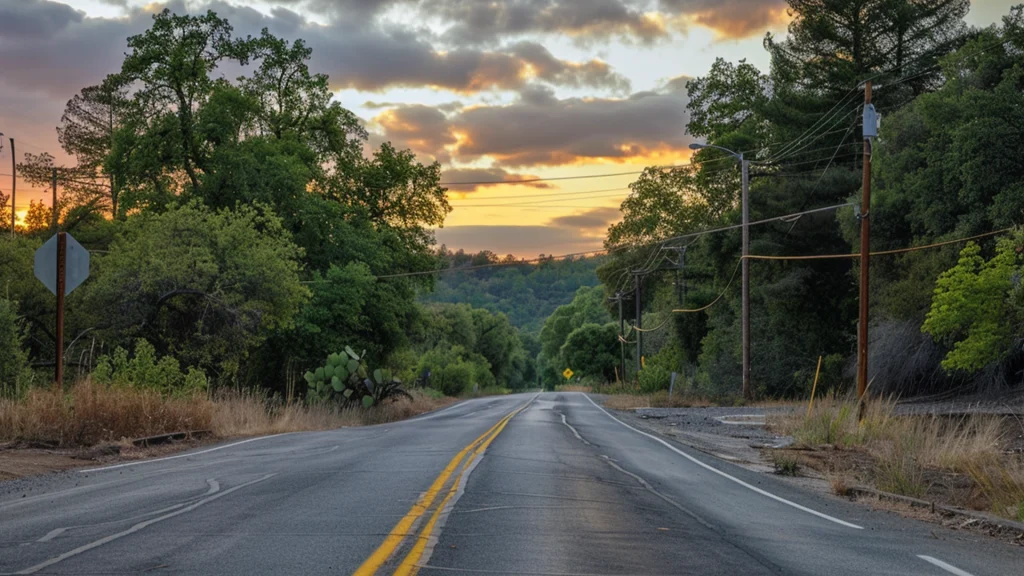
[688,143,704,150]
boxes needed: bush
[440,361,474,396]
[0,299,34,397]
[415,344,493,396]
[638,365,672,393]
[91,339,208,397]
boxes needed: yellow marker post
[807,355,823,418]
[563,368,574,380]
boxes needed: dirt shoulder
[0,437,219,481]
[598,399,1024,547]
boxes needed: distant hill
[419,250,605,333]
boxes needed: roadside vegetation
[0,10,548,436]
[0,378,452,448]
[541,3,1024,407]
[768,395,1024,522]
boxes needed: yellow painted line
[352,402,527,576]
[393,403,526,576]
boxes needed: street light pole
[740,154,751,402]
[690,142,752,401]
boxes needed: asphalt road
[1,392,1021,575]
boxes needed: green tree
[538,286,612,386]
[114,9,256,193]
[0,298,33,396]
[922,238,1021,372]
[83,202,307,381]
[560,323,619,382]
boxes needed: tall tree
[115,9,256,193]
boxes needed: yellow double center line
[354,401,531,576]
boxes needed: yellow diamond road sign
[563,368,573,380]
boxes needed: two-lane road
[1,393,1020,574]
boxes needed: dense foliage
[561,2,1024,398]
[0,10,530,401]
[421,250,603,333]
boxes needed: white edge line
[78,434,292,473]
[12,474,276,575]
[917,555,976,576]
[581,393,864,530]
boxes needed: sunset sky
[0,0,1012,256]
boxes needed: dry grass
[0,381,455,447]
[768,392,1024,520]
[555,385,593,393]
[603,390,713,410]
[771,452,801,476]
[0,380,215,446]
[829,473,851,497]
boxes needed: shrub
[638,365,673,393]
[415,344,493,396]
[0,299,34,397]
[91,339,208,397]
[440,361,474,396]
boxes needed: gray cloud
[548,207,622,231]
[368,83,694,168]
[0,1,630,103]
[292,0,789,44]
[658,0,789,38]
[433,225,604,257]
[0,0,82,39]
[452,85,693,166]
[422,0,669,46]
[0,1,154,98]
[441,167,555,192]
[371,104,456,162]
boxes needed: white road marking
[204,478,219,495]
[35,529,65,543]
[398,400,469,422]
[581,393,864,530]
[917,555,976,576]
[558,412,591,445]
[29,478,221,546]
[78,434,292,473]
[10,474,275,575]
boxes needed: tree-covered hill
[419,249,605,333]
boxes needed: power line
[451,191,628,207]
[440,170,646,186]
[448,186,626,201]
[369,202,855,281]
[744,228,1012,261]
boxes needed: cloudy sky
[0,0,1012,256]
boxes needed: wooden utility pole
[634,274,643,378]
[616,293,625,383]
[9,137,14,237]
[55,232,67,387]
[51,168,58,233]
[857,81,873,401]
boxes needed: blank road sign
[34,233,90,296]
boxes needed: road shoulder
[595,395,1024,548]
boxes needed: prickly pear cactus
[304,347,411,408]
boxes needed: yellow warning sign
[563,368,574,380]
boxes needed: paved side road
[1,392,1020,575]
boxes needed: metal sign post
[34,232,90,386]
[55,233,66,386]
